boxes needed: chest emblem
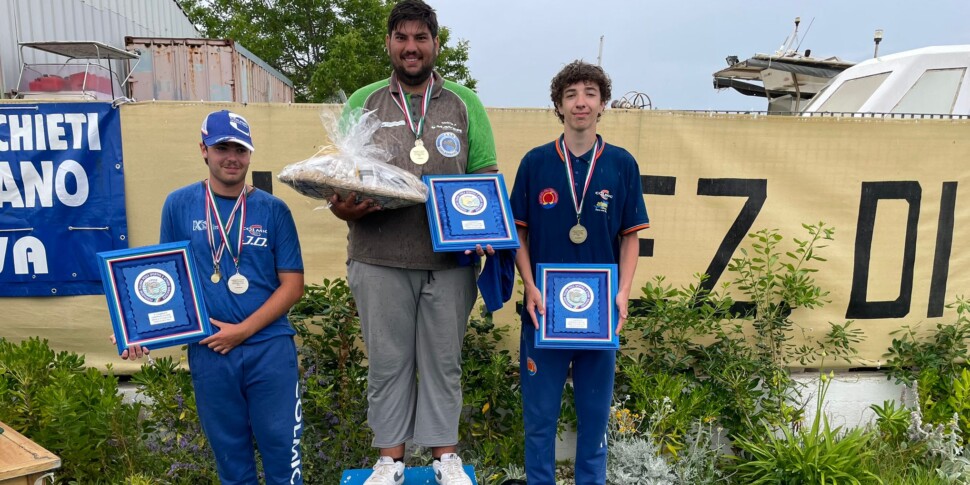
[435,132,461,157]
[596,189,613,200]
[539,188,558,209]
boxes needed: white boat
[801,45,970,117]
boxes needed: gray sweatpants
[347,260,477,448]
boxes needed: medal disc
[227,273,249,294]
[410,139,430,164]
[569,224,588,244]
[210,271,221,284]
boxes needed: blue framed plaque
[97,241,212,355]
[535,264,619,350]
[423,174,520,252]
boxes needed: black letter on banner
[846,181,920,319]
[640,175,676,257]
[928,182,957,318]
[697,178,767,293]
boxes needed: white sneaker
[432,453,472,485]
[363,456,405,485]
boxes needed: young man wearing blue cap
[510,61,650,484]
[120,110,306,484]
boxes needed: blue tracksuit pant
[189,335,303,485]
[520,323,616,485]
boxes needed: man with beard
[328,1,497,484]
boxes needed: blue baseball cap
[201,110,255,152]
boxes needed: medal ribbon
[391,75,435,139]
[559,134,603,224]
[204,180,247,274]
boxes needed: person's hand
[463,244,495,257]
[110,334,149,360]
[615,289,631,334]
[523,284,544,330]
[328,192,381,221]
[199,319,251,355]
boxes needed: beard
[393,55,436,88]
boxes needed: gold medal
[410,139,430,165]
[210,269,221,284]
[569,224,588,244]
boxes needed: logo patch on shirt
[526,357,537,376]
[435,132,461,157]
[246,224,267,237]
[596,189,613,200]
[595,200,609,213]
[380,120,406,128]
[539,188,558,209]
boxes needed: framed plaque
[423,174,520,252]
[535,264,619,350]
[97,241,212,355]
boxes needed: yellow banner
[1,102,968,370]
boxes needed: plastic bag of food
[278,108,428,209]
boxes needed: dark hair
[388,0,438,39]
[550,60,612,122]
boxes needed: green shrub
[730,373,880,484]
[0,337,147,483]
[290,278,372,478]
[130,355,218,483]
[884,298,970,441]
[459,307,525,477]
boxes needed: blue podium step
[340,465,477,484]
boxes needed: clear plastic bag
[278,108,428,209]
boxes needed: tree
[178,0,477,102]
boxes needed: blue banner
[0,102,127,296]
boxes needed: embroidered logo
[560,281,594,313]
[246,224,267,237]
[596,189,613,200]
[539,188,558,209]
[135,269,175,306]
[595,200,609,213]
[526,357,538,376]
[435,132,461,157]
[230,113,250,135]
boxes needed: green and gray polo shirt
[342,71,498,270]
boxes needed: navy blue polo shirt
[510,135,650,281]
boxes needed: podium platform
[341,465,477,484]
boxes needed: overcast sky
[432,1,970,111]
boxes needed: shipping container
[125,37,294,103]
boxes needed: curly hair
[387,0,438,38]
[550,60,612,123]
